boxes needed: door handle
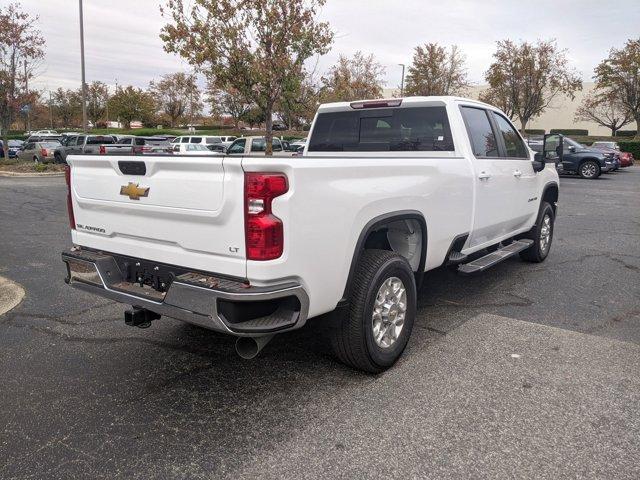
[478,171,491,180]
[513,170,522,178]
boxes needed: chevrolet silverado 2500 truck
[61,96,560,373]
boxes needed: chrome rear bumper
[62,249,309,336]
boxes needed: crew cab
[226,136,294,156]
[54,135,116,163]
[99,136,172,156]
[551,136,617,179]
[61,96,559,373]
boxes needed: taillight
[65,165,76,230]
[244,173,288,260]
[40,148,48,157]
[99,145,106,154]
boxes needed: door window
[251,138,266,152]
[492,113,528,158]
[460,107,498,158]
[227,139,246,154]
[75,136,86,146]
[190,137,202,143]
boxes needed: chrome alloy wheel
[581,162,597,178]
[540,214,552,254]
[372,277,407,349]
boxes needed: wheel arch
[341,210,428,302]
[541,182,559,214]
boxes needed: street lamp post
[79,0,88,133]
[398,64,405,97]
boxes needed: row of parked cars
[527,136,634,179]
[4,131,308,163]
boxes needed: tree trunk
[612,127,617,137]
[635,116,640,140]
[520,118,527,136]
[2,126,9,162]
[264,103,273,156]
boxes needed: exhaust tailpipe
[235,334,274,360]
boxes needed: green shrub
[34,163,48,172]
[550,128,589,136]
[193,124,234,131]
[616,130,637,137]
[618,141,640,158]
[524,129,545,135]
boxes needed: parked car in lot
[54,135,116,163]
[171,143,221,155]
[62,96,560,373]
[171,135,236,152]
[99,136,172,156]
[549,136,616,179]
[19,140,61,163]
[591,141,620,151]
[225,136,293,156]
[619,151,635,167]
[0,140,23,158]
[26,129,58,137]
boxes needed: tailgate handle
[118,161,146,176]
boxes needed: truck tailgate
[68,155,246,278]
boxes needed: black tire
[520,202,555,263]
[331,249,416,373]
[54,153,63,164]
[578,160,600,179]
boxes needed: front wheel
[520,202,555,263]
[331,250,417,373]
[579,160,600,179]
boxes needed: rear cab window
[87,136,114,145]
[308,105,455,152]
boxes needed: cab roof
[317,96,493,114]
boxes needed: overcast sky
[19,0,640,93]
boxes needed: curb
[0,171,65,177]
[0,276,25,317]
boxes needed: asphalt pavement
[1,167,639,479]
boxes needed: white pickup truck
[61,96,560,373]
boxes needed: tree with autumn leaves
[0,2,44,160]
[160,0,333,154]
[480,39,582,134]
[593,38,640,139]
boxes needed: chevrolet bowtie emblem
[120,182,149,200]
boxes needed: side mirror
[568,146,576,153]
[532,153,545,172]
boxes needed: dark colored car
[552,137,616,179]
[0,140,22,158]
[589,144,621,171]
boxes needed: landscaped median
[0,161,66,177]
[0,276,25,316]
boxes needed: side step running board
[457,239,533,275]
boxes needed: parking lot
[1,168,639,479]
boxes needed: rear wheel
[331,249,416,373]
[33,156,39,164]
[520,202,555,263]
[579,160,600,179]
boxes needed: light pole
[398,64,405,97]
[49,91,53,128]
[79,0,88,132]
